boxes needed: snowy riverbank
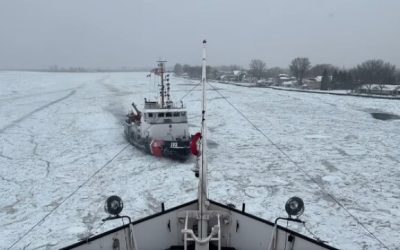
[217,80,400,100]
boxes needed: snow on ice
[0,71,399,249]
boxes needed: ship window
[148,113,153,118]
[181,112,186,116]
[158,113,164,117]
[166,112,172,117]
[173,112,180,117]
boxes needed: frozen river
[0,72,399,249]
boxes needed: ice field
[0,71,399,249]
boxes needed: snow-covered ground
[0,72,399,249]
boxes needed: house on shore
[277,74,297,87]
[357,84,400,95]
[219,70,248,82]
[302,77,322,90]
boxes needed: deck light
[104,195,124,216]
[285,197,304,218]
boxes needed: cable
[7,144,130,249]
[207,82,390,250]
[302,222,326,243]
[90,154,159,245]
[179,82,201,101]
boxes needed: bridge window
[158,113,164,117]
[148,113,153,118]
[173,112,180,117]
[166,112,172,117]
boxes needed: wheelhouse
[144,110,188,124]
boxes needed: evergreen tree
[320,69,330,90]
[173,63,183,76]
[331,70,338,89]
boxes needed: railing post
[184,212,188,250]
[217,214,221,250]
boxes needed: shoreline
[216,81,400,101]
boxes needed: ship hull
[124,121,190,161]
[61,199,338,250]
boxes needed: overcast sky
[1,0,399,69]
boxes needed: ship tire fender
[191,132,202,156]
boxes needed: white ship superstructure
[124,61,190,160]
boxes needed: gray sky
[1,0,399,69]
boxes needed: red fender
[191,132,202,156]
[150,140,164,157]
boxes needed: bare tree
[309,64,338,77]
[354,59,396,93]
[395,70,400,84]
[228,65,243,71]
[215,65,243,72]
[249,59,266,80]
[331,69,356,90]
[173,63,183,76]
[289,57,311,84]
[265,67,289,78]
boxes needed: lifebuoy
[190,132,202,156]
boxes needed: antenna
[157,60,167,108]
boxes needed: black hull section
[124,123,190,161]
[162,141,191,161]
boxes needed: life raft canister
[190,132,202,156]
[150,140,164,157]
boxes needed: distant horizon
[1,0,400,70]
[1,59,399,72]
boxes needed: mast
[157,60,167,108]
[198,39,208,242]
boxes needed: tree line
[174,58,400,90]
[173,64,222,80]
[286,58,398,91]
